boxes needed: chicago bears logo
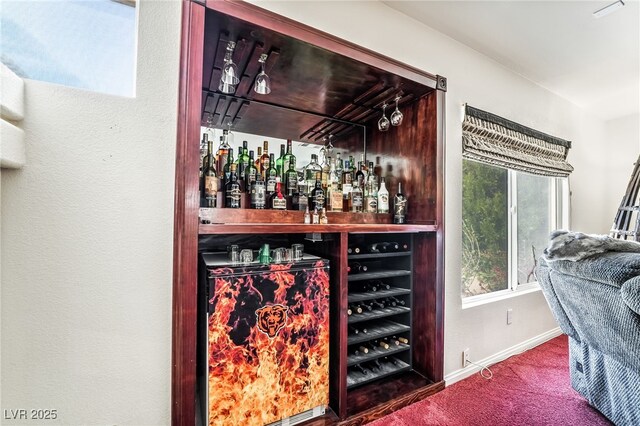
[255,304,288,338]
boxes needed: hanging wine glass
[221,41,239,85]
[378,103,390,132]
[390,96,403,126]
[254,54,271,95]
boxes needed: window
[462,159,568,299]
[0,0,137,97]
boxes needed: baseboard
[444,327,563,386]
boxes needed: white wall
[1,1,181,424]
[1,0,631,424]
[245,0,618,377]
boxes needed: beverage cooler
[198,251,330,426]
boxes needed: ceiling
[383,0,640,121]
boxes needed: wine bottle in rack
[348,262,368,274]
[383,297,397,307]
[376,339,390,350]
[390,296,406,306]
[349,304,363,314]
[363,282,378,292]
[384,337,400,346]
[372,359,383,371]
[366,243,381,253]
[360,302,374,312]
[384,356,401,366]
[393,336,409,344]
[358,345,370,354]
[353,363,369,375]
[368,360,381,372]
[347,246,361,254]
[370,280,390,290]
[347,306,353,316]
[380,241,400,252]
[371,300,385,309]
[350,326,368,335]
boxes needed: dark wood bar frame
[173,1,446,425]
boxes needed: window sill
[461,283,541,309]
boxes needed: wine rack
[345,234,413,391]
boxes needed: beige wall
[1,0,631,424]
[1,1,181,424]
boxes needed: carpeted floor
[369,335,612,426]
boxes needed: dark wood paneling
[366,92,438,224]
[173,2,205,426]
[330,232,349,419]
[344,373,444,424]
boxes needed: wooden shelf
[347,320,411,345]
[199,223,436,234]
[348,306,411,324]
[347,287,411,303]
[347,270,411,282]
[348,251,411,260]
[347,359,411,389]
[347,343,410,367]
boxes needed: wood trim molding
[172,1,205,425]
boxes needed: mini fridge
[198,252,330,426]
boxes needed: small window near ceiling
[0,0,137,97]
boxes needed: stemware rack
[345,233,414,391]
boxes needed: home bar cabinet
[173,1,445,425]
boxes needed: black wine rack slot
[346,234,414,390]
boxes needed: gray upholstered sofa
[536,252,640,425]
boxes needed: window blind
[462,104,573,177]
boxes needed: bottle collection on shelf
[199,131,407,224]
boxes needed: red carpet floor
[369,335,612,426]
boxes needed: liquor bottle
[348,262,368,274]
[265,154,278,197]
[269,177,287,210]
[305,154,323,193]
[202,135,218,208]
[276,144,286,178]
[285,156,298,198]
[377,177,390,213]
[342,160,353,212]
[310,174,325,212]
[238,141,250,179]
[321,151,330,191]
[365,178,378,213]
[394,182,407,224]
[357,345,369,354]
[368,161,377,185]
[355,157,366,189]
[304,206,310,224]
[224,163,241,209]
[353,363,369,376]
[250,173,266,209]
[216,131,231,175]
[259,140,270,177]
[350,182,364,212]
[319,207,328,224]
[312,207,319,224]
[199,133,208,179]
[292,190,308,212]
[335,152,343,175]
[255,147,262,174]
[328,159,343,212]
[223,148,234,186]
[283,139,295,174]
[347,246,361,254]
[245,150,258,193]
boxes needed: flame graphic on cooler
[207,261,330,426]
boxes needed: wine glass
[254,54,271,95]
[391,96,403,126]
[378,103,390,132]
[221,42,239,85]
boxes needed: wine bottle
[363,282,378,292]
[384,356,401,366]
[348,262,368,274]
[370,280,390,291]
[349,304,363,314]
[358,345,369,354]
[384,337,400,346]
[202,135,218,208]
[353,363,368,376]
[349,325,360,335]
[285,156,298,198]
[216,130,231,178]
[282,139,295,175]
[224,163,241,209]
[393,182,407,224]
[390,296,406,306]
[269,177,287,210]
[368,360,381,372]
[360,302,373,312]
[255,146,262,173]
[376,339,390,350]
[393,336,409,344]
[366,243,381,253]
[347,246,361,254]
[223,148,234,187]
[371,300,385,309]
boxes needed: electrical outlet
[462,348,470,367]
[507,308,513,325]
